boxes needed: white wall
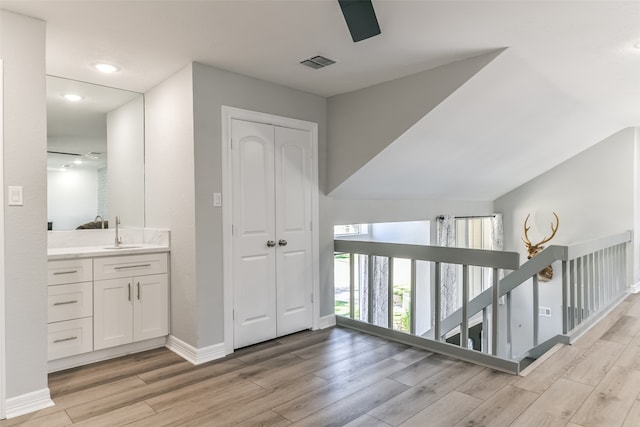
[107,95,145,228]
[144,65,198,345]
[47,169,98,230]
[494,127,635,356]
[326,51,502,193]
[0,10,48,399]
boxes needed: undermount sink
[103,245,143,250]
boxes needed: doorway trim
[0,59,6,419]
[221,106,320,355]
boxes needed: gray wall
[326,50,502,193]
[145,62,328,348]
[144,65,199,345]
[0,11,48,398]
[191,63,328,343]
[494,128,635,356]
[495,127,634,253]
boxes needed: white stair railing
[334,231,632,373]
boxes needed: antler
[522,213,532,247]
[536,212,559,246]
[522,212,560,249]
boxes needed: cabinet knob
[278,240,288,247]
[266,240,276,248]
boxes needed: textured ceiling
[4,1,640,199]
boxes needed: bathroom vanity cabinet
[93,254,169,350]
[46,251,169,364]
[47,258,94,360]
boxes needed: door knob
[278,239,288,246]
[266,240,276,248]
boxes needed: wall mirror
[47,75,144,231]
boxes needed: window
[455,216,494,298]
[333,224,369,237]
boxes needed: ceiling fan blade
[338,0,381,42]
[47,150,81,156]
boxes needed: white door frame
[221,106,320,355]
[0,59,7,419]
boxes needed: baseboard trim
[318,314,336,329]
[48,337,167,373]
[631,282,640,294]
[5,388,54,419]
[166,335,225,365]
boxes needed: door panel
[232,119,277,348]
[134,274,168,342]
[275,126,313,336]
[94,278,133,350]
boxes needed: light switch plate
[8,186,23,206]
[213,192,222,207]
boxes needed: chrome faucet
[114,215,122,247]
[94,215,105,229]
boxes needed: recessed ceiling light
[74,159,83,165]
[92,63,119,74]
[63,94,83,102]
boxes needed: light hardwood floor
[4,293,640,426]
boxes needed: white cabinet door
[94,278,133,350]
[231,119,313,349]
[95,274,169,350]
[274,126,313,336]
[232,119,278,348]
[134,274,169,341]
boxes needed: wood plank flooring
[4,293,640,426]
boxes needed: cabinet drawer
[93,253,168,281]
[48,282,93,323]
[48,259,93,285]
[47,317,93,361]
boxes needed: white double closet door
[231,119,313,349]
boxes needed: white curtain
[437,215,458,318]
[490,213,505,282]
[490,213,504,251]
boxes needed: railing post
[410,259,417,335]
[562,260,568,334]
[622,243,628,295]
[434,261,441,341]
[349,253,355,319]
[594,251,600,311]
[367,255,373,324]
[491,268,499,356]
[507,291,512,359]
[387,257,394,329]
[532,274,539,347]
[569,259,575,330]
[461,265,469,349]
[577,256,583,325]
[587,253,596,316]
[482,307,488,353]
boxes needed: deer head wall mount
[522,212,559,282]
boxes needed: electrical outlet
[538,306,552,317]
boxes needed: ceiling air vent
[300,55,336,70]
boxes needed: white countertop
[48,244,170,260]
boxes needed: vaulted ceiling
[4,1,640,199]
